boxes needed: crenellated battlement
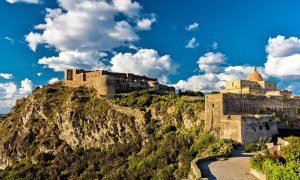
[63,69,175,96]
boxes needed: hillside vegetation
[0,83,234,179]
[249,136,300,179]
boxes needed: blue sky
[1,0,300,113]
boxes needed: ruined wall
[240,115,278,144]
[221,94,300,129]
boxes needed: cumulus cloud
[186,22,199,31]
[38,50,108,71]
[185,38,199,49]
[0,78,33,113]
[48,77,59,84]
[174,50,268,93]
[112,0,141,18]
[19,78,33,95]
[197,52,226,73]
[136,15,157,30]
[174,65,266,93]
[265,35,300,80]
[26,0,156,72]
[37,72,42,76]
[0,73,13,79]
[6,0,39,4]
[110,49,178,83]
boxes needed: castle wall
[205,94,224,132]
[240,115,278,144]
[205,93,300,144]
[63,69,174,96]
[221,115,242,142]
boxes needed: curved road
[198,146,257,180]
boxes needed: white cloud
[38,50,109,72]
[0,83,17,98]
[26,32,43,52]
[265,35,300,80]
[48,77,59,84]
[174,65,265,93]
[127,43,139,50]
[186,22,199,31]
[197,52,226,73]
[110,49,178,83]
[0,79,33,113]
[174,50,268,93]
[6,0,39,4]
[0,73,13,79]
[19,78,33,95]
[112,0,141,18]
[25,0,157,73]
[185,38,199,49]
[4,37,14,44]
[108,21,139,41]
[136,15,156,30]
[266,35,300,57]
[212,42,218,50]
[37,72,42,76]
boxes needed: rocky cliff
[0,83,207,179]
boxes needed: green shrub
[45,87,58,93]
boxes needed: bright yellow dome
[246,66,263,81]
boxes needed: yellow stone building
[220,66,292,97]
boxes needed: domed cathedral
[220,66,292,97]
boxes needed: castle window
[212,103,214,108]
[269,84,271,87]
[232,82,234,86]
[265,122,270,130]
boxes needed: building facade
[220,66,292,97]
[205,66,298,144]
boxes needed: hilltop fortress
[205,66,300,144]
[63,69,175,96]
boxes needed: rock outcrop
[0,83,204,171]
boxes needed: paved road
[198,146,257,180]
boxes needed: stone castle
[63,69,175,95]
[205,66,300,144]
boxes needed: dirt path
[198,146,257,180]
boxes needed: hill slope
[0,83,220,179]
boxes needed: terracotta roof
[246,66,263,81]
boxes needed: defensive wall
[63,69,175,96]
[205,94,300,144]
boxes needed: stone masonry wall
[63,69,175,96]
[205,93,299,144]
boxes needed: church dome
[246,66,263,81]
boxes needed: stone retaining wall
[190,153,228,179]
